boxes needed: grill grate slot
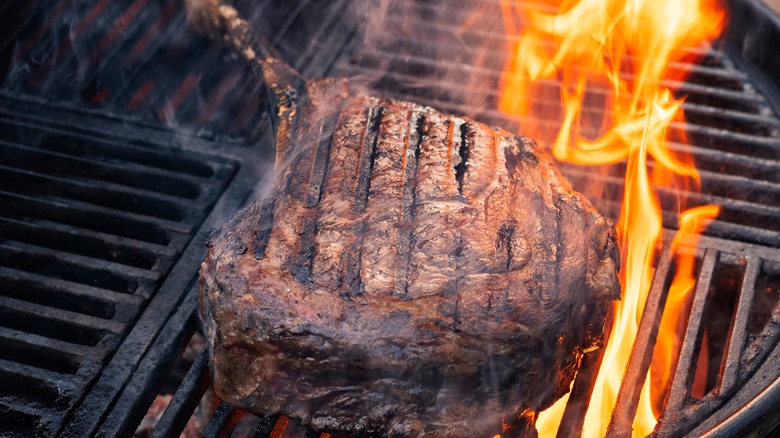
[748,261,780,338]
[691,255,744,398]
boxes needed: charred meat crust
[199,84,620,437]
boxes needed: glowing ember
[498,0,724,436]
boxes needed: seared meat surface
[196,4,621,437]
[199,81,620,438]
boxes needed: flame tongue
[499,0,724,436]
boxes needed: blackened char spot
[283,142,315,202]
[504,136,539,179]
[551,196,563,296]
[205,229,219,248]
[253,198,276,260]
[514,135,540,166]
[305,111,340,208]
[291,217,318,283]
[341,221,368,298]
[454,122,470,196]
[395,112,424,298]
[355,106,385,212]
[497,223,516,272]
[230,239,247,255]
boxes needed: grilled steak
[196,4,621,437]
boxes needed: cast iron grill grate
[0,108,238,437]
[1,0,780,437]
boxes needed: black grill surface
[0,99,238,437]
[1,0,780,437]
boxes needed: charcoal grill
[0,0,779,436]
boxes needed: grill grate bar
[669,144,780,184]
[251,414,284,438]
[683,218,780,248]
[267,0,311,48]
[696,171,780,204]
[201,402,243,438]
[295,0,352,77]
[556,343,607,437]
[149,349,211,438]
[362,71,777,141]
[720,256,761,394]
[96,294,199,437]
[346,47,768,114]
[741,283,780,380]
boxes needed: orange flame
[498,0,724,436]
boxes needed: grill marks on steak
[200,84,621,437]
[248,91,604,327]
[395,111,423,298]
[275,96,510,302]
